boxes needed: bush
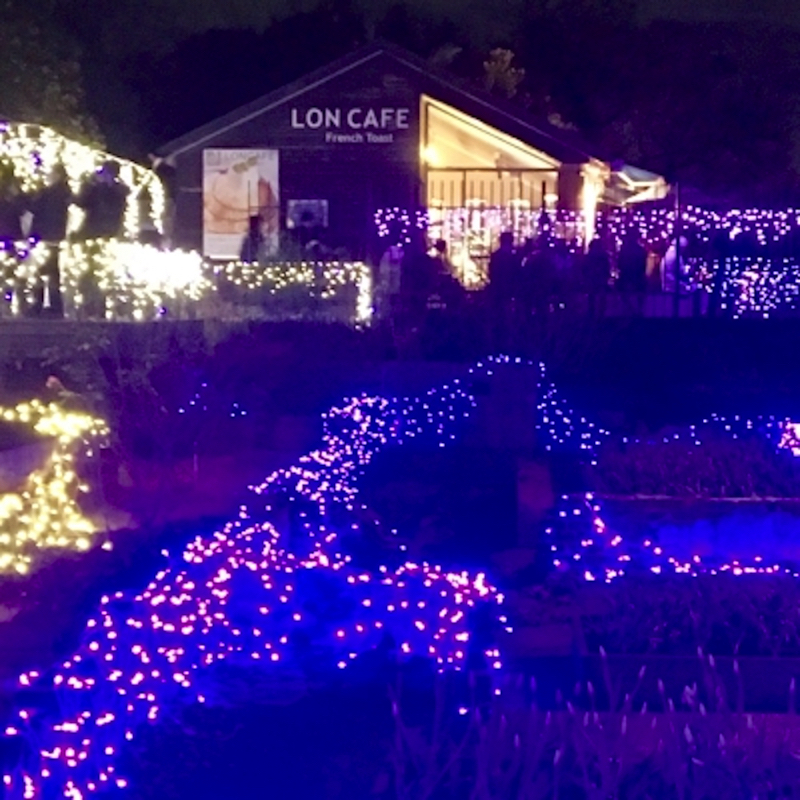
[591,430,800,498]
[511,573,800,657]
[388,669,800,799]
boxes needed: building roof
[157,41,603,166]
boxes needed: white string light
[0,400,107,574]
[0,242,373,324]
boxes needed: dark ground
[1,314,799,426]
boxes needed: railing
[426,168,558,209]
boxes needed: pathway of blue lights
[0,357,523,800]
[3,354,800,798]
[544,406,800,582]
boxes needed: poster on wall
[203,149,279,260]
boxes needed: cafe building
[158,41,666,269]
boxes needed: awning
[604,164,669,206]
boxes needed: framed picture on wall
[287,199,328,229]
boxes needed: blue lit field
[605,499,800,570]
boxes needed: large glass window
[421,96,561,286]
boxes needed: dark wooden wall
[170,53,423,259]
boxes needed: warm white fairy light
[0,241,48,314]
[58,240,210,320]
[354,262,373,324]
[0,399,108,574]
[0,242,373,323]
[216,259,373,324]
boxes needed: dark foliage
[593,431,800,498]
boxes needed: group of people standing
[376,229,652,354]
[397,233,464,325]
[486,231,650,332]
[0,161,133,317]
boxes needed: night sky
[5,0,800,200]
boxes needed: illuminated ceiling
[422,95,561,171]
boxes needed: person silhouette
[240,215,265,262]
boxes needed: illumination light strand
[0,400,108,575]
[7,353,796,797]
[1,358,526,799]
[0,242,373,325]
[546,490,800,583]
[374,206,800,312]
[542,403,800,581]
[375,205,800,249]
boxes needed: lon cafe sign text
[290,106,411,143]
